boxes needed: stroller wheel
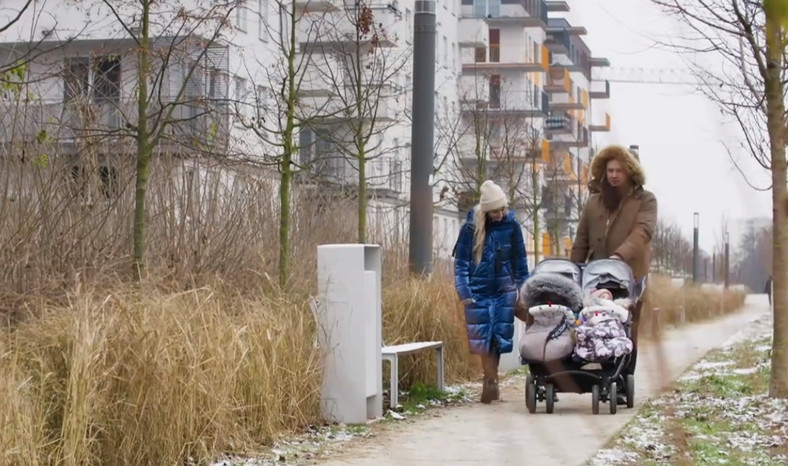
[609,382,618,415]
[525,375,537,414]
[545,384,555,414]
[591,384,600,415]
[626,374,635,409]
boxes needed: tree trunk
[357,144,367,243]
[278,3,297,290]
[132,1,151,281]
[531,160,540,263]
[764,9,788,398]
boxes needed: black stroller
[520,258,645,415]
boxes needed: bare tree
[236,0,340,288]
[300,1,410,243]
[59,0,239,280]
[653,0,788,396]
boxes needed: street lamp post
[408,0,437,276]
[692,212,699,284]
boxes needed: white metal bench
[381,341,445,408]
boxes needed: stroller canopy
[532,259,582,285]
[581,259,637,299]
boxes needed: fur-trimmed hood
[588,145,646,193]
[519,273,583,313]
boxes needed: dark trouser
[624,299,644,376]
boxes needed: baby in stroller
[573,288,633,363]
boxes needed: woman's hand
[461,297,475,306]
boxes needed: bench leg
[384,355,399,408]
[436,346,445,392]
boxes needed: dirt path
[314,295,769,466]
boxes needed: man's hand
[461,298,475,306]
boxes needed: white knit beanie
[479,180,507,212]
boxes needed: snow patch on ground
[587,311,787,465]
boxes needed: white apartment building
[541,15,610,257]
[0,0,611,265]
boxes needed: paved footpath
[314,295,770,466]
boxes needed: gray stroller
[519,258,645,415]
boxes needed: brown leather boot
[480,352,501,404]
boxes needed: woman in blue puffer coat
[453,179,529,403]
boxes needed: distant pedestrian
[453,180,529,404]
[765,275,772,306]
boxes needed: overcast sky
[563,0,772,252]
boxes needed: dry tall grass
[0,153,751,464]
[0,282,322,465]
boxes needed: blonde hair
[473,206,486,264]
[472,205,508,263]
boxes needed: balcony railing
[524,0,549,26]
[589,113,611,132]
[544,30,571,55]
[589,79,611,99]
[545,113,575,133]
[544,66,571,94]
[0,100,229,148]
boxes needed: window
[236,0,248,32]
[279,4,292,45]
[473,0,485,17]
[93,56,121,102]
[63,57,89,102]
[235,76,247,101]
[299,129,313,165]
[489,74,501,109]
[391,159,402,192]
[63,56,121,103]
[489,0,500,17]
[258,0,268,41]
[474,47,486,63]
[489,29,500,62]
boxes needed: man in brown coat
[570,145,657,398]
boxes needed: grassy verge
[588,333,787,465]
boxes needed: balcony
[301,91,401,122]
[293,0,340,11]
[590,57,611,67]
[485,0,548,28]
[489,138,549,163]
[468,90,548,118]
[544,66,571,94]
[462,44,549,73]
[0,100,229,149]
[548,95,585,111]
[297,8,400,49]
[546,1,570,12]
[544,112,575,134]
[458,17,489,48]
[589,113,611,132]
[589,79,610,99]
[544,30,571,55]
[548,126,589,148]
[458,73,490,104]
